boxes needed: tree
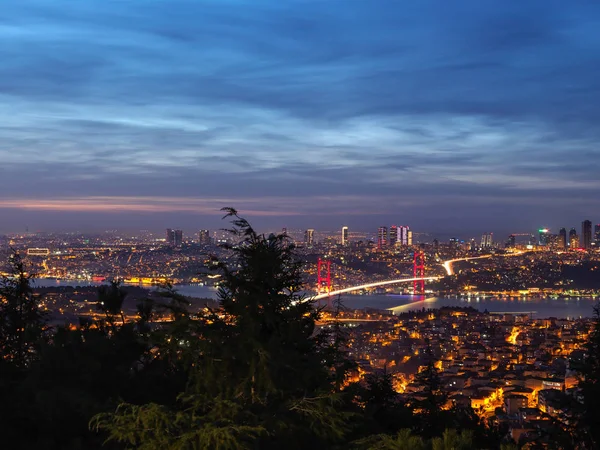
[430,429,473,450]
[578,302,600,448]
[92,208,355,449]
[353,369,415,437]
[0,251,47,369]
[96,281,127,327]
[414,340,447,437]
[354,428,426,450]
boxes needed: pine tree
[91,208,355,449]
[96,281,127,327]
[0,251,47,368]
[414,340,447,437]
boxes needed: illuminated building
[174,230,183,247]
[166,229,175,246]
[481,233,493,248]
[582,220,592,249]
[595,224,600,246]
[341,226,349,246]
[547,234,561,250]
[27,248,50,256]
[198,229,210,245]
[166,229,183,247]
[559,228,567,249]
[304,229,314,246]
[377,226,388,249]
[507,234,516,248]
[538,228,550,246]
[569,228,579,249]
[399,226,410,246]
[389,226,398,247]
[407,230,413,246]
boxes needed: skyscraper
[595,224,600,246]
[166,228,175,246]
[341,226,349,246]
[407,230,413,246]
[481,233,493,248]
[559,228,567,249]
[389,225,398,247]
[582,220,592,249]
[538,228,550,246]
[166,228,183,247]
[399,226,410,246]
[507,234,516,248]
[569,228,578,249]
[198,229,210,245]
[304,229,314,246]
[174,229,183,247]
[377,226,388,249]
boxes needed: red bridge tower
[413,251,425,295]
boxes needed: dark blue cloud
[1,0,599,234]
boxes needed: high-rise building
[377,226,388,249]
[469,239,476,252]
[166,228,183,247]
[174,229,183,247]
[407,230,413,246]
[547,234,561,250]
[559,228,567,249]
[481,233,493,248]
[538,228,550,246]
[389,226,398,247]
[582,220,592,249]
[595,224,600,246]
[281,227,288,236]
[398,226,410,246]
[341,226,349,246]
[198,229,210,245]
[166,228,175,246]
[304,229,314,246]
[569,228,579,249]
[507,234,516,248]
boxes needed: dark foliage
[0,212,557,449]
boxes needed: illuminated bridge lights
[310,276,441,302]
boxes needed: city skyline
[3,219,599,247]
[2,1,600,231]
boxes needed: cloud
[1,0,599,232]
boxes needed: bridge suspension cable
[310,276,441,301]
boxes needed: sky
[1,0,600,236]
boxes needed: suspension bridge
[312,251,523,305]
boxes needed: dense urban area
[1,217,600,449]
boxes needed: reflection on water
[339,294,597,319]
[32,279,218,299]
[33,280,597,319]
